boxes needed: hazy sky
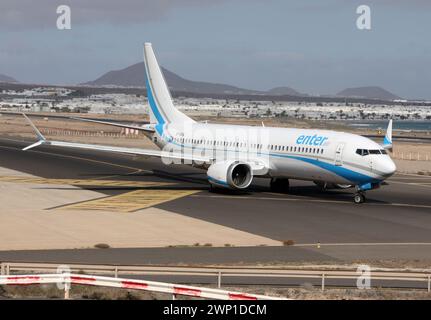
[1,0,431,99]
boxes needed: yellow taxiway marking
[0,176,172,188]
[60,189,199,212]
[0,175,197,212]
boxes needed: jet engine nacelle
[207,160,253,190]
[313,181,353,189]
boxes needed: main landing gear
[270,178,290,193]
[353,191,366,204]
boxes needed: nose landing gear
[353,191,366,204]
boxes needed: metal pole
[114,267,118,278]
[64,282,71,300]
[321,273,325,291]
[6,263,10,275]
[428,276,430,293]
[217,272,222,288]
[0,263,4,275]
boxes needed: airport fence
[0,272,284,300]
[1,262,430,293]
[391,151,431,161]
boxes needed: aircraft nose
[382,159,396,177]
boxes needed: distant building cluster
[0,87,430,121]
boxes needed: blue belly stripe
[270,153,378,184]
[207,176,229,186]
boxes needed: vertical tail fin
[383,119,393,151]
[143,43,193,125]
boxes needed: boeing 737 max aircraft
[23,43,396,203]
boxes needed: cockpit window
[356,149,388,156]
[356,149,369,156]
[369,149,381,154]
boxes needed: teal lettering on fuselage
[296,134,328,146]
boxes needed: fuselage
[148,122,396,189]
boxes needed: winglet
[22,113,47,151]
[382,119,393,151]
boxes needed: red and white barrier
[0,273,286,300]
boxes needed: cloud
[0,0,226,30]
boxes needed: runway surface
[0,135,431,264]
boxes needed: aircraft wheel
[354,192,365,204]
[208,184,216,193]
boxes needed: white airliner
[23,43,396,203]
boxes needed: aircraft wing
[21,114,211,164]
[69,116,155,133]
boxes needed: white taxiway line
[191,194,431,209]
[293,242,431,247]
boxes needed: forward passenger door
[334,143,345,166]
